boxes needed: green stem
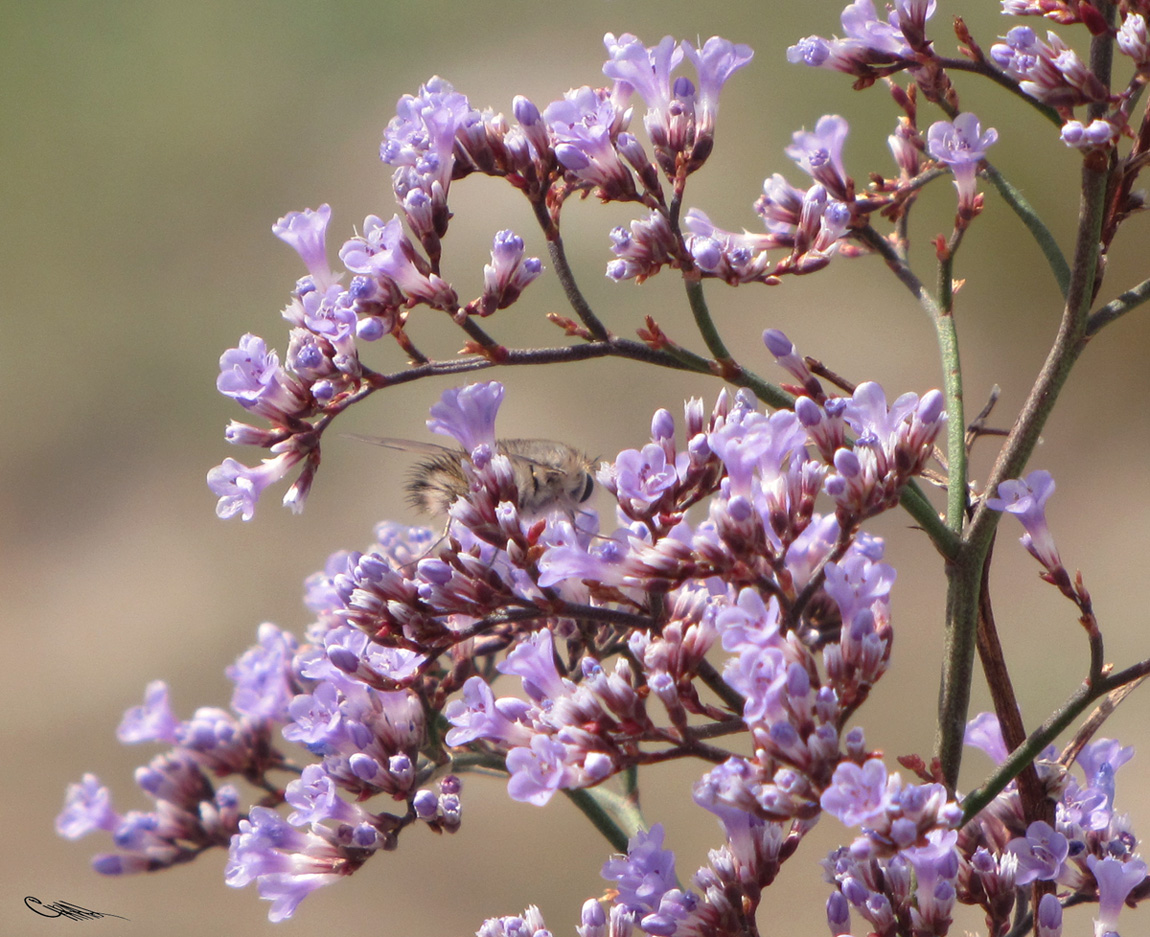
[983,164,1070,298]
[937,37,1114,787]
[682,275,731,361]
[530,198,610,341]
[856,225,966,531]
[1086,276,1150,335]
[900,481,960,561]
[564,787,645,853]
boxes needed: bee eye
[579,473,595,502]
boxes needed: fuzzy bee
[351,436,597,520]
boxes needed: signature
[25,896,129,921]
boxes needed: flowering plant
[58,4,1150,936]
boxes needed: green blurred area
[4,3,1150,936]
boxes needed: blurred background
[4,2,1149,935]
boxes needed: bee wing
[344,434,460,456]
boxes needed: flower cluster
[63,363,953,922]
[957,714,1150,937]
[61,5,1150,936]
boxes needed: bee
[351,436,597,520]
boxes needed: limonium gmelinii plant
[58,4,1150,935]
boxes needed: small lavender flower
[785,115,851,201]
[226,806,370,922]
[606,210,680,282]
[680,36,754,144]
[604,444,679,510]
[477,906,550,937]
[426,380,504,453]
[381,76,472,241]
[1036,892,1063,937]
[682,209,776,283]
[985,469,1063,573]
[926,113,997,216]
[821,758,892,826]
[207,450,304,521]
[57,775,121,840]
[1006,820,1069,884]
[477,230,543,316]
[338,214,457,309]
[1088,855,1148,936]
[787,0,930,76]
[226,622,299,722]
[216,334,311,424]
[602,824,680,916]
[117,681,180,744]
[505,735,570,805]
[272,204,336,291]
[545,86,637,201]
[965,711,1010,764]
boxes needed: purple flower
[927,113,997,214]
[1036,892,1062,937]
[785,115,850,201]
[1089,855,1148,935]
[478,230,543,315]
[478,907,550,937]
[823,551,895,630]
[207,451,302,522]
[225,807,351,921]
[1077,737,1135,789]
[505,735,569,805]
[606,210,679,281]
[964,711,1009,765]
[57,775,121,839]
[985,469,1062,572]
[284,765,365,827]
[603,33,680,109]
[216,334,310,423]
[226,623,298,722]
[338,214,456,309]
[1006,820,1068,885]
[381,76,472,236]
[841,0,913,55]
[272,204,335,291]
[602,32,681,150]
[116,681,180,744]
[444,676,532,747]
[682,209,777,283]
[681,36,753,139]
[821,758,891,826]
[545,86,636,200]
[990,27,1106,107]
[601,824,679,914]
[426,381,504,453]
[608,444,679,507]
[787,0,930,75]
[499,630,567,703]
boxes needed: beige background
[4,2,1150,935]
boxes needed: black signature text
[25,896,128,922]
